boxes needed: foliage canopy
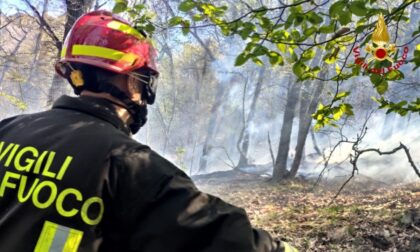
[113,0,420,129]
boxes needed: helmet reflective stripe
[71,45,138,65]
[61,46,67,58]
[106,20,145,41]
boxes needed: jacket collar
[52,95,131,135]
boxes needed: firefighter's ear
[70,70,84,87]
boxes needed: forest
[0,0,419,250]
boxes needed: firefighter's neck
[80,90,132,124]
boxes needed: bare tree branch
[329,113,419,204]
[22,0,62,50]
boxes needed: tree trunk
[198,79,227,173]
[285,27,329,178]
[289,74,326,177]
[236,66,266,168]
[47,0,91,105]
[272,75,301,181]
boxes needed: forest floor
[194,171,420,252]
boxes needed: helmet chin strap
[96,82,147,134]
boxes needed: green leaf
[306,12,323,25]
[348,1,368,16]
[133,4,145,11]
[333,107,344,120]
[334,91,350,101]
[369,73,382,86]
[192,14,204,21]
[287,47,298,63]
[343,103,354,116]
[244,42,256,53]
[302,49,315,61]
[252,57,264,66]
[303,27,317,37]
[294,13,305,26]
[352,64,361,75]
[374,79,388,95]
[169,16,183,26]
[293,61,309,80]
[259,16,272,29]
[338,11,352,25]
[319,23,335,33]
[411,44,420,70]
[182,27,190,35]
[285,13,296,29]
[181,20,190,35]
[301,66,320,80]
[235,53,250,66]
[329,1,346,19]
[324,51,338,64]
[252,45,268,56]
[314,123,323,131]
[112,1,127,13]
[290,5,303,14]
[268,51,284,66]
[179,0,196,12]
[144,23,155,34]
[239,23,255,39]
[276,43,287,53]
[385,70,404,81]
[291,30,300,40]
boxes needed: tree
[236,66,265,168]
[47,0,93,104]
[272,74,301,180]
[170,0,420,125]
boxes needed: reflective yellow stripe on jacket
[34,221,83,252]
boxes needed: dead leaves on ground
[196,179,420,251]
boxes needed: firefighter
[0,10,297,252]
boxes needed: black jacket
[0,96,284,252]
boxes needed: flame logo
[353,14,410,74]
[372,14,390,43]
[365,14,396,63]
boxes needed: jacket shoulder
[0,115,20,126]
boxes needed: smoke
[301,113,420,184]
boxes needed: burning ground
[195,173,420,251]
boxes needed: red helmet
[55,10,158,77]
